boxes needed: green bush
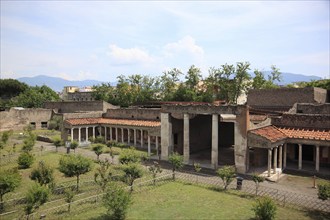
[317,181,330,200]
[94,136,105,144]
[119,147,141,165]
[168,152,183,180]
[18,152,34,169]
[216,166,236,190]
[252,196,277,220]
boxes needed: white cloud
[107,44,154,65]
[163,35,204,59]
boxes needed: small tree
[119,147,141,165]
[52,137,62,152]
[22,133,36,152]
[64,188,75,212]
[92,144,104,161]
[216,166,236,190]
[58,155,92,191]
[103,182,131,220]
[168,152,183,180]
[194,162,202,183]
[94,159,113,192]
[1,130,13,145]
[252,196,277,220]
[30,161,54,187]
[0,169,21,211]
[317,181,330,201]
[25,184,50,218]
[148,161,162,185]
[70,140,78,153]
[106,141,116,163]
[122,163,143,191]
[18,152,34,169]
[252,174,265,196]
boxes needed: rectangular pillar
[273,147,277,174]
[279,145,283,170]
[115,128,118,142]
[85,127,88,141]
[211,114,219,169]
[147,135,151,156]
[315,145,320,172]
[156,136,159,156]
[140,130,144,147]
[298,144,302,170]
[134,129,137,146]
[183,113,190,164]
[161,113,171,160]
[283,143,287,169]
[268,148,272,177]
[78,127,81,143]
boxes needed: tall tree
[232,62,251,104]
[160,68,183,101]
[0,169,21,211]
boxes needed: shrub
[92,144,104,161]
[103,182,131,220]
[216,166,236,190]
[18,152,34,169]
[48,115,62,130]
[122,163,143,189]
[119,147,141,165]
[70,140,79,153]
[52,137,63,152]
[30,161,54,187]
[25,184,50,216]
[0,168,21,211]
[252,174,265,196]
[317,181,330,200]
[252,196,277,220]
[94,136,105,144]
[168,152,183,180]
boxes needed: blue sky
[1,1,329,82]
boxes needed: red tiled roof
[250,126,287,143]
[66,118,160,128]
[250,125,330,143]
[278,127,330,141]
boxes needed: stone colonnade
[69,126,160,156]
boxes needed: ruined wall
[105,108,160,121]
[247,87,327,109]
[296,103,330,115]
[61,112,103,120]
[44,101,118,113]
[67,92,95,101]
[0,108,53,131]
[272,114,330,129]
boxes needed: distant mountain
[260,71,322,85]
[17,75,111,92]
[16,72,322,92]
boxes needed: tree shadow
[305,209,330,220]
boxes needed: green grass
[70,182,325,220]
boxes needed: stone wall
[67,91,95,101]
[295,103,330,115]
[247,87,328,109]
[272,114,330,129]
[0,108,53,131]
[44,101,118,113]
[104,108,160,121]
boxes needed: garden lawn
[71,182,321,220]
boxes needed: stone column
[161,113,171,160]
[298,144,302,170]
[183,113,190,164]
[78,127,81,143]
[127,129,130,145]
[134,129,137,146]
[283,143,287,169]
[315,145,320,172]
[148,135,151,156]
[279,145,283,170]
[104,126,107,141]
[273,147,278,174]
[71,128,74,141]
[121,128,124,143]
[85,127,88,141]
[211,114,219,169]
[115,127,118,142]
[156,136,159,156]
[93,126,95,139]
[268,148,272,177]
[140,130,144,148]
[109,127,112,141]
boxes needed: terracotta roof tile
[66,117,160,128]
[250,126,287,143]
[278,127,330,141]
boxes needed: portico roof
[65,117,161,128]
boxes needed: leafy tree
[122,163,143,191]
[24,184,50,217]
[0,169,21,211]
[0,79,28,101]
[48,115,63,131]
[103,182,131,220]
[94,159,113,192]
[252,70,267,89]
[58,155,92,191]
[64,188,75,212]
[252,174,265,196]
[119,147,141,165]
[92,144,104,161]
[252,196,277,220]
[317,181,330,200]
[216,166,236,190]
[1,130,13,145]
[287,79,330,90]
[70,140,79,153]
[148,161,162,185]
[52,137,63,152]
[22,133,36,152]
[160,68,183,101]
[168,152,183,180]
[18,152,34,169]
[30,161,54,187]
